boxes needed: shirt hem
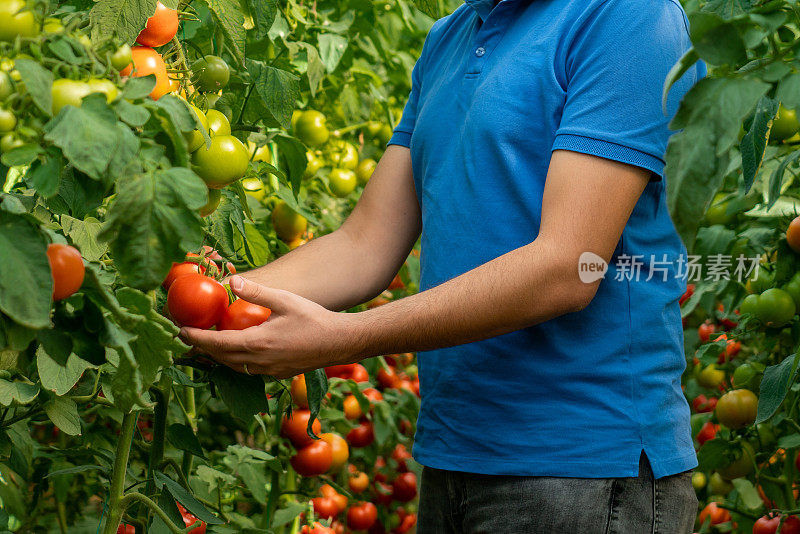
[412,445,698,479]
[552,133,665,179]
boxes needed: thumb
[229,276,289,313]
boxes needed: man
[182,0,704,531]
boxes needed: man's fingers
[229,276,289,313]
[179,327,248,354]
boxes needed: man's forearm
[344,237,596,358]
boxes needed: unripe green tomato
[199,187,221,217]
[191,134,249,188]
[185,103,209,152]
[365,121,382,139]
[0,133,22,152]
[717,441,755,480]
[304,152,324,178]
[76,33,92,49]
[0,107,15,132]
[241,176,266,202]
[784,271,800,309]
[42,17,63,33]
[87,79,118,103]
[328,141,359,170]
[271,200,307,242]
[732,362,759,392]
[697,364,725,389]
[378,124,393,145]
[752,423,776,449]
[705,193,735,226]
[756,288,796,327]
[294,110,329,147]
[709,472,734,495]
[205,108,231,136]
[715,389,758,429]
[328,168,357,197]
[770,104,800,143]
[51,78,92,115]
[356,158,377,186]
[194,55,230,92]
[291,109,302,131]
[0,0,38,42]
[0,71,13,100]
[691,471,707,491]
[111,44,133,72]
[204,92,220,109]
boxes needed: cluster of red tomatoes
[163,247,270,331]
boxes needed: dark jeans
[417,453,698,534]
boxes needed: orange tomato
[121,46,171,99]
[343,395,362,420]
[788,216,800,254]
[348,469,369,493]
[136,1,179,47]
[320,484,348,513]
[291,375,309,408]
[47,244,85,301]
[698,502,731,526]
[321,433,349,472]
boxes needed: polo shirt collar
[464,0,496,21]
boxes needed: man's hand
[179,276,355,378]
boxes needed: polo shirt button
[475,47,486,57]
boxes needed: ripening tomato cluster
[163,247,270,331]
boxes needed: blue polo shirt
[389,0,704,478]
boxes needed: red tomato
[166,273,228,329]
[391,472,417,502]
[391,444,412,472]
[715,333,741,363]
[291,440,333,476]
[162,261,204,290]
[388,273,405,290]
[120,46,171,99]
[281,409,321,448]
[698,502,730,527]
[116,525,135,534]
[136,1,179,47]
[697,421,719,446]
[717,303,739,330]
[312,496,339,520]
[692,395,717,413]
[176,503,206,534]
[301,522,336,534]
[47,243,85,301]
[679,283,695,306]
[326,364,357,378]
[753,513,800,534]
[377,367,402,389]
[373,480,394,506]
[698,321,716,343]
[216,299,272,330]
[373,456,388,482]
[347,502,378,530]
[393,514,417,534]
[320,483,348,512]
[350,363,370,383]
[347,421,375,448]
[363,388,383,403]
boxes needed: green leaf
[166,423,206,459]
[246,60,300,130]
[318,34,348,73]
[121,76,157,100]
[89,0,158,47]
[767,151,800,209]
[100,168,206,290]
[666,77,769,250]
[777,433,800,449]
[36,345,95,396]
[756,353,800,423]
[1,145,42,167]
[271,502,307,529]
[14,59,53,116]
[154,471,224,524]
[731,478,763,511]
[697,438,733,471]
[251,0,277,39]
[412,0,439,19]
[0,211,51,329]
[0,379,38,407]
[662,48,700,112]
[304,368,327,434]
[776,72,800,110]
[210,366,268,421]
[44,94,138,181]
[43,396,81,436]
[274,134,307,194]
[26,148,63,198]
[203,0,246,66]
[115,98,151,127]
[741,96,777,193]
[60,216,108,262]
[688,13,747,66]
[701,0,753,18]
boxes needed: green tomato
[784,272,800,309]
[705,193,735,226]
[205,108,231,136]
[327,140,359,170]
[185,103,209,152]
[691,471,707,491]
[241,176,266,202]
[191,134,249,188]
[732,362,760,392]
[748,288,797,328]
[294,110,329,147]
[356,158,377,186]
[194,55,230,93]
[697,364,725,389]
[365,121,383,139]
[745,267,774,294]
[770,104,800,143]
[291,109,302,130]
[328,168,357,198]
[51,79,91,115]
[110,44,132,72]
[304,152,324,179]
[203,92,220,109]
[0,0,38,42]
[0,70,13,101]
[717,441,755,480]
[199,188,221,217]
[87,79,118,103]
[42,17,63,33]
[0,107,15,132]
[0,132,22,152]
[709,472,734,495]
[378,124,394,145]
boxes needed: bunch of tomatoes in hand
[164,246,270,331]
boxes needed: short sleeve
[388,55,423,148]
[553,0,700,179]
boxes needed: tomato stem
[144,374,172,508]
[100,411,138,534]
